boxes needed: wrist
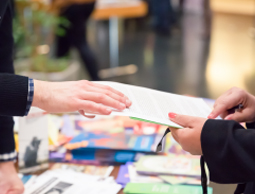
[32,80,49,111]
[0,161,16,173]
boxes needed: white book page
[94,81,212,128]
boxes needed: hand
[168,113,207,155]
[32,80,132,117]
[0,162,24,194]
[208,87,255,123]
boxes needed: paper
[93,81,212,128]
[50,163,114,178]
[24,169,121,194]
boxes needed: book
[135,154,201,177]
[24,169,121,194]
[116,163,131,187]
[93,81,212,128]
[50,163,114,178]
[127,162,201,185]
[123,183,213,194]
[18,107,49,173]
[159,175,201,185]
[65,130,157,152]
[65,131,157,164]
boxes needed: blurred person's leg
[56,3,100,81]
[151,0,175,35]
[55,31,71,58]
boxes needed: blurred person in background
[150,0,176,35]
[53,0,100,81]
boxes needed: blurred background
[13,0,255,193]
[13,0,255,99]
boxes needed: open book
[94,81,212,128]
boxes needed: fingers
[78,110,95,119]
[91,82,125,97]
[208,87,245,119]
[78,100,113,115]
[7,189,24,194]
[82,92,126,111]
[224,111,249,122]
[89,82,132,107]
[168,112,194,128]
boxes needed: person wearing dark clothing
[0,0,18,162]
[202,120,255,194]
[168,87,255,194]
[0,1,131,194]
[150,0,175,35]
[55,1,100,81]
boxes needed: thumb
[168,112,194,128]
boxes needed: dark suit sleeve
[201,119,255,184]
[0,0,29,161]
[0,73,29,116]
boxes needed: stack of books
[116,155,212,194]
[49,115,166,165]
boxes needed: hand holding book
[168,113,206,155]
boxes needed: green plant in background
[13,0,70,73]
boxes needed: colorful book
[65,131,157,152]
[123,183,213,194]
[135,154,201,177]
[116,164,131,187]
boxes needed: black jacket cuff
[0,74,29,116]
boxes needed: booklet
[24,169,121,194]
[18,107,49,174]
[93,81,212,128]
[123,183,213,194]
[135,154,201,177]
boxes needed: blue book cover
[66,132,156,152]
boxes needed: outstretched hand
[32,80,132,117]
[168,113,207,155]
[208,87,255,123]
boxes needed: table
[110,166,124,194]
[92,0,148,78]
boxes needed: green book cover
[159,175,200,185]
[124,183,213,194]
[135,154,201,177]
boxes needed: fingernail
[126,99,131,105]
[120,103,126,109]
[207,114,213,119]
[106,108,112,113]
[168,112,177,118]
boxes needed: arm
[0,74,132,116]
[168,113,255,184]
[202,119,255,184]
[0,74,29,116]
